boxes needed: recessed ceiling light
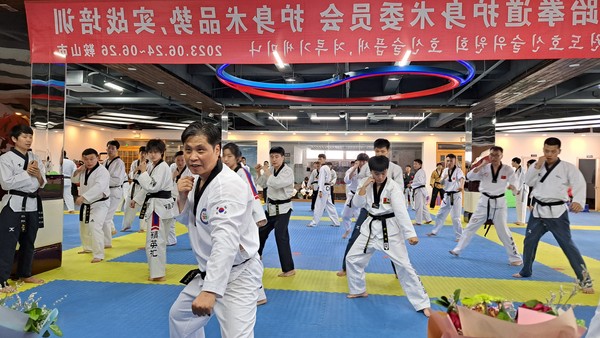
[359,132,363,135]
[581,134,586,136]
[569,63,580,67]
[292,132,296,135]
[536,80,547,83]
[429,133,434,136]
[180,93,187,96]
[394,133,398,135]
[104,82,124,92]
[325,132,330,135]
[504,134,508,136]
[196,101,202,104]
[260,132,264,134]
[127,67,137,71]
[79,124,84,127]
[100,128,105,130]
[157,81,165,85]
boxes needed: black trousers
[259,210,295,273]
[311,189,319,210]
[0,206,40,287]
[430,187,445,208]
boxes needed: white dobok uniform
[346,177,430,312]
[452,163,522,264]
[411,168,432,224]
[308,164,340,226]
[513,166,529,224]
[103,156,127,243]
[430,166,465,240]
[169,162,263,338]
[341,165,362,232]
[122,159,150,232]
[72,163,110,260]
[134,160,177,279]
[62,158,76,211]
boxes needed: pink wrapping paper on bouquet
[458,306,586,338]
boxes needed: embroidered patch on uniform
[216,206,227,214]
[200,208,208,224]
[383,197,390,204]
[501,175,507,179]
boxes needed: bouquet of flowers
[0,285,63,337]
[429,287,586,337]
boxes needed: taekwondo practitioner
[345,155,431,317]
[307,154,340,227]
[426,154,465,241]
[429,162,444,209]
[104,140,127,243]
[121,146,149,232]
[169,122,263,338]
[329,162,337,204]
[411,159,433,225]
[222,142,268,305]
[513,137,593,294]
[164,150,188,246]
[133,139,177,282]
[255,146,296,277]
[0,125,46,292]
[308,161,320,211]
[61,151,77,213]
[72,148,110,263]
[341,153,369,239]
[511,157,528,225]
[337,138,404,277]
[449,146,522,266]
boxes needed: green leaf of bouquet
[24,320,33,332]
[497,311,512,322]
[453,289,461,302]
[523,299,540,308]
[50,324,63,337]
[576,319,586,328]
[433,299,450,308]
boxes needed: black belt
[130,179,140,199]
[140,190,173,219]
[64,177,71,180]
[364,212,395,253]
[8,190,44,231]
[412,185,425,199]
[79,196,110,224]
[179,258,252,285]
[482,192,505,237]
[532,197,565,207]
[445,191,459,206]
[109,185,122,189]
[346,190,356,207]
[267,197,291,216]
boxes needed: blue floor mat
[63,214,133,250]
[512,227,600,261]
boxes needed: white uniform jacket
[235,165,267,224]
[513,166,526,194]
[318,164,331,194]
[308,169,319,191]
[440,166,465,192]
[352,177,417,241]
[62,158,76,181]
[411,168,427,189]
[104,156,126,188]
[256,163,295,216]
[0,150,47,211]
[72,163,110,203]
[359,161,405,188]
[330,168,337,185]
[134,161,177,220]
[181,163,260,297]
[467,163,517,208]
[525,160,586,218]
[344,166,360,193]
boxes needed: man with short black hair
[104,140,127,243]
[411,159,432,225]
[341,153,369,239]
[345,155,431,317]
[427,154,465,240]
[122,146,149,232]
[429,162,444,209]
[256,147,296,277]
[0,125,47,292]
[513,137,593,294]
[307,154,340,227]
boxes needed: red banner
[26,0,600,64]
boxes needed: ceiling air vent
[66,70,110,93]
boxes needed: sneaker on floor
[257,299,267,306]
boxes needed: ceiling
[2,1,600,134]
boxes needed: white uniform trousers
[431,193,463,240]
[116,182,130,212]
[452,198,522,264]
[413,188,432,224]
[146,212,172,278]
[168,222,177,246]
[169,257,263,338]
[588,298,600,338]
[122,199,148,231]
[79,200,109,260]
[346,232,430,311]
[63,180,75,211]
[257,284,266,303]
[103,187,123,244]
[308,186,340,226]
[340,192,360,232]
[515,185,529,224]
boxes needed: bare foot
[420,308,432,317]
[510,261,523,266]
[336,270,346,277]
[91,258,103,263]
[414,223,422,226]
[0,285,16,293]
[257,299,267,306]
[111,229,117,235]
[138,247,146,250]
[78,250,92,254]
[426,232,436,237]
[582,287,595,294]
[68,210,75,214]
[424,221,433,224]
[148,277,166,282]
[512,273,526,278]
[138,229,146,233]
[278,270,296,277]
[342,230,351,239]
[347,292,368,299]
[104,245,112,249]
[120,227,131,232]
[20,276,44,284]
